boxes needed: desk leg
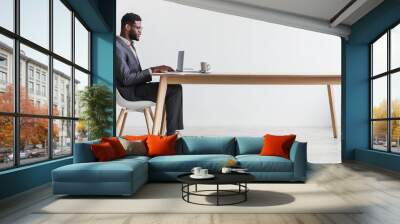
[152,76,168,135]
[327,84,338,138]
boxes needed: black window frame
[0,0,92,171]
[370,21,400,154]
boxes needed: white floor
[122,126,342,164]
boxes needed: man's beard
[129,31,139,41]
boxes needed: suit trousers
[134,82,183,135]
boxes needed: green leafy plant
[79,84,113,140]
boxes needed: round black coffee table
[177,173,255,206]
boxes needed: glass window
[392,72,400,118]
[0,0,91,170]
[372,77,387,119]
[391,24,400,70]
[53,119,72,158]
[20,0,49,49]
[41,85,46,96]
[74,69,89,118]
[0,116,14,170]
[392,120,400,153]
[20,44,49,115]
[53,0,72,60]
[0,0,14,31]
[28,81,34,93]
[371,26,400,153]
[372,33,387,76]
[28,67,34,80]
[75,18,89,70]
[0,54,7,67]
[75,120,88,143]
[0,35,13,113]
[372,121,388,151]
[19,117,49,165]
[53,59,72,117]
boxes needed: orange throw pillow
[123,135,148,141]
[101,137,126,158]
[260,134,296,159]
[146,134,177,157]
[91,142,117,161]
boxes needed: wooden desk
[151,73,341,138]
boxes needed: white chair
[116,89,157,136]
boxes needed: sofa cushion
[119,138,147,156]
[236,155,293,172]
[147,134,178,157]
[53,158,147,183]
[91,142,118,161]
[260,134,296,159]
[177,136,236,155]
[74,140,100,163]
[149,154,235,172]
[101,137,127,158]
[235,137,263,155]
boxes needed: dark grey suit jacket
[116,37,152,101]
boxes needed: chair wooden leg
[119,110,128,136]
[144,107,153,135]
[149,107,155,121]
[116,108,126,136]
[161,108,167,136]
[327,85,338,139]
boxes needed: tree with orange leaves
[0,84,60,151]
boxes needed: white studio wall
[116,0,341,129]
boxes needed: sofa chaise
[52,136,307,196]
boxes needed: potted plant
[79,84,113,140]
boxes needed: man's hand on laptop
[151,65,174,73]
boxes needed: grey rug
[38,183,362,214]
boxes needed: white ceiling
[226,0,352,22]
[164,0,384,38]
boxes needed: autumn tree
[0,84,60,152]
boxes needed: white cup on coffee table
[191,167,202,176]
[200,169,209,176]
[221,167,232,174]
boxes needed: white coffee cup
[200,169,209,176]
[191,167,202,176]
[221,167,232,174]
[200,62,211,73]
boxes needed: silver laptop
[175,51,200,73]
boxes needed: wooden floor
[1,162,400,224]
[1,127,399,224]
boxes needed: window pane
[53,0,71,60]
[0,116,13,170]
[392,72,400,118]
[0,35,14,112]
[372,121,388,151]
[75,120,88,143]
[20,117,49,165]
[53,59,72,117]
[392,24,400,70]
[75,18,89,69]
[53,119,72,157]
[20,0,49,49]
[74,69,89,118]
[20,44,49,115]
[392,120,400,153]
[0,0,14,31]
[372,33,387,76]
[372,77,387,119]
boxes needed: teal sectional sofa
[52,136,307,196]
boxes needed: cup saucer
[190,174,215,179]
